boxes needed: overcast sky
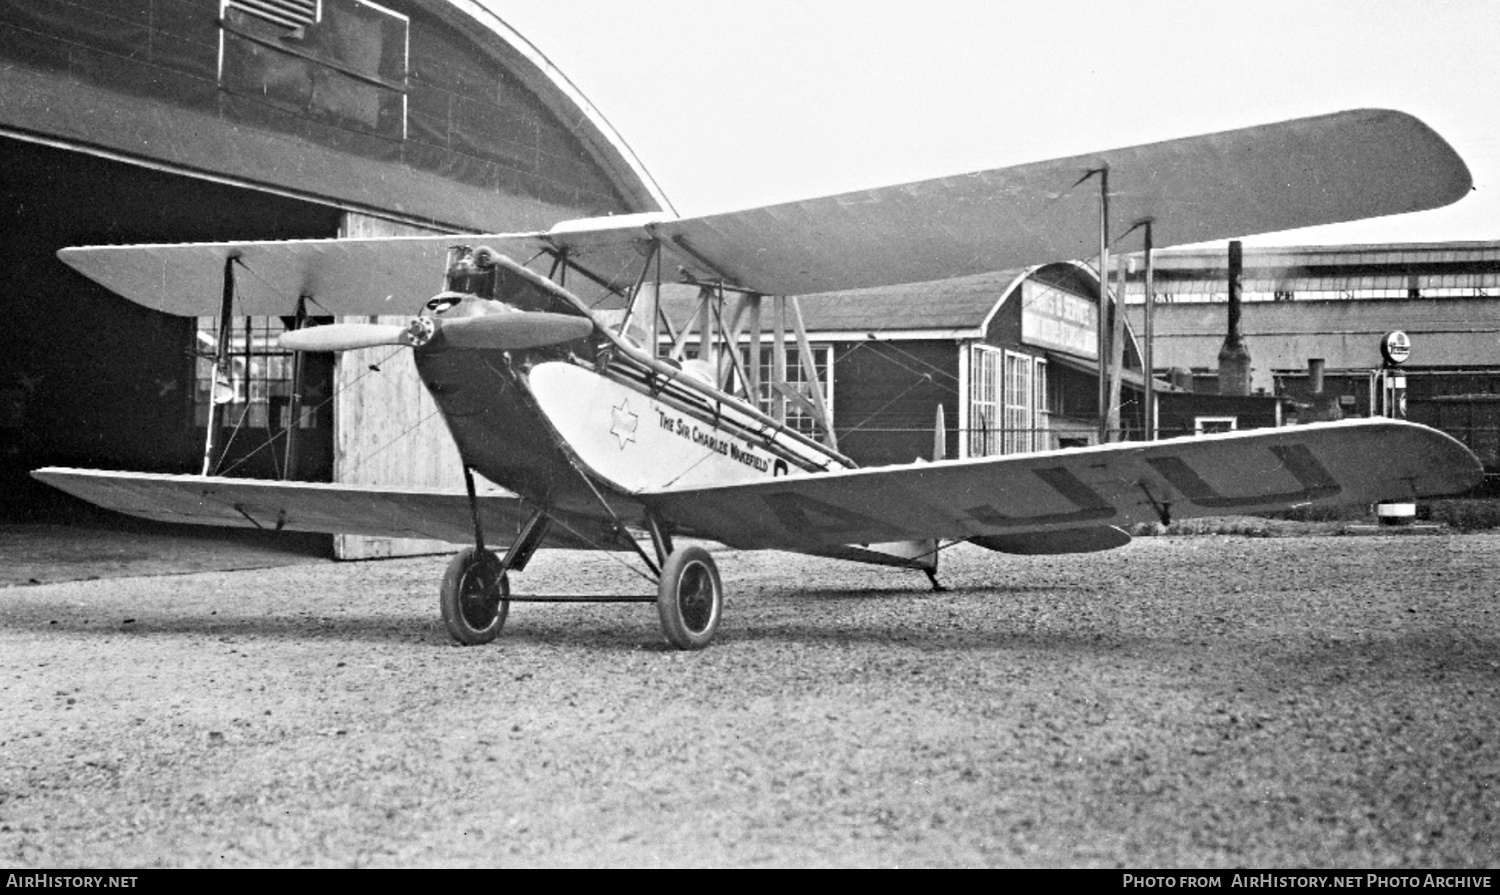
[486,0,1498,248]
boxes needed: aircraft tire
[656,545,723,650]
[440,547,509,646]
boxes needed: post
[652,242,663,355]
[1377,360,1413,529]
[1142,221,1156,440]
[201,255,237,476]
[1377,330,1414,526]
[771,296,787,424]
[282,295,308,480]
[620,241,658,348]
[1096,167,1111,443]
[1107,254,1126,442]
[697,288,712,370]
[789,297,836,450]
[746,294,762,403]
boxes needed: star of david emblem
[609,399,639,449]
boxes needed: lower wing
[28,469,608,550]
[32,419,1484,560]
[641,419,1483,551]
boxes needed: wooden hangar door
[328,212,489,561]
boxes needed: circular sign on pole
[1381,330,1411,366]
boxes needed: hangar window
[676,340,835,440]
[968,345,1000,457]
[220,0,409,140]
[1003,351,1034,454]
[194,317,329,433]
[1194,416,1238,435]
[971,346,1046,456]
[746,344,834,439]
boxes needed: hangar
[0,0,666,554]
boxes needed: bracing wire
[542,512,659,587]
[211,343,408,479]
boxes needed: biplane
[34,108,1484,649]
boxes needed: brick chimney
[1218,240,1252,395]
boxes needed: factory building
[1125,242,1500,482]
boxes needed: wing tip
[1352,107,1474,209]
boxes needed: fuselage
[410,248,854,537]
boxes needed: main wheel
[656,545,723,650]
[440,547,509,645]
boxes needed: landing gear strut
[437,466,725,649]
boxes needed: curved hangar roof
[0,0,668,231]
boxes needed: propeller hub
[403,316,437,348]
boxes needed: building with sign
[662,262,1148,467]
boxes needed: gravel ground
[1,532,1497,868]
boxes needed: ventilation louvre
[227,0,320,30]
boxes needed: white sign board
[1021,281,1097,360]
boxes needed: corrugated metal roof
[1120,241,1500,297]
[659,268,1031,335]
[797,269,1029,333]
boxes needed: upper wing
[57,110,1469,316]
[641,419,1483,551]
[28,469,607,549]
[643,108,1471,296]
[55,233,552,318]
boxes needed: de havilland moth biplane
[34,109,1484,650]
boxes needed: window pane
[1003,352,1032,455]
[741,343,833,438]
[194,317,320,431]
[969,346,1002,457]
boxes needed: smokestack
[1306,356,1341,422]
[1218,240,1252,395]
